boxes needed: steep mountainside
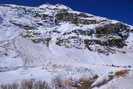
[0,4,133,89]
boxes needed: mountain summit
[0,4,133,89]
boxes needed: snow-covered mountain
[0,4,133,89]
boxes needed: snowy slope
[0,4,133,89]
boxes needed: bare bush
[0,83,19,89]
[0,75,99,89]
[0,80,50,89]
[33,80,50,89]
[52,76,98,89]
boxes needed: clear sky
[0,0,132,25]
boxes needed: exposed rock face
[0,4,129,55]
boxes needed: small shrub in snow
[0,80,50,89]
[0,83,19,89]
[115,69,129,77]
[52,76,98,89]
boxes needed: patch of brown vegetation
[52,75,98,89]
[0,75,99,89]
[74,79,94,89]
[115,69,129,77]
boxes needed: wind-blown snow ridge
[0,4,133,89]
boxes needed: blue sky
[0,0,132,25]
